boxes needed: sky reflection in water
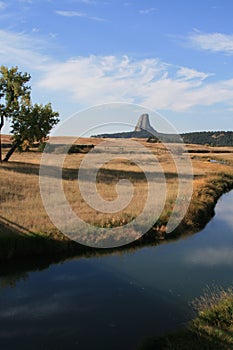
[0,192,232,349]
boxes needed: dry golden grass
[0,138,233,246]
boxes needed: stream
[0,191,233,349]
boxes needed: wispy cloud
[188,31,233,55]
[0,29,50,68]
[38,55,233,111]
[0,1,6,10]
[139,7,157,15]
[71,0,97,4]
[2,29,233,113]
[55,9,106,21]
[55,10,86,17]
[55,0,108,6]
[88,16,107,22]
[176,67,211,82]
[17,0,33,3]
[32,27,40,33]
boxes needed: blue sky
[1,0,233,134]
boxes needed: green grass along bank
[139,287,233,350]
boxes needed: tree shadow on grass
[0,160,194,182]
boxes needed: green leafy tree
[4,103,59,161]
[0,65,31,160]
[0,66,59,161]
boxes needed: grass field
[0,135,233,259]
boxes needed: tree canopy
[11,103,59,147]
[0,66,31,124]
[0,66,59,161]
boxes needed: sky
[0,0,233,135]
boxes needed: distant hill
[92,114,233,146]
[92,113,182,142]
[92,129,182,143]
[93,130,233,146]
[181,131,233,147]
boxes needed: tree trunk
[0,115,4,162]
[3,141,20,162]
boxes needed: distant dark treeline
[92,130,154,139]
[92,130,233,146]
[181,131,233,147]
[92,130,182,143]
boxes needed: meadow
[0,135,233,259]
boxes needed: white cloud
[38,55,233,111]
[1,29,233,113]
[55,9,106,21]
[176,67,210,82]
[188,31,233,55]
[55,10,86,17]
[71,0,97,4]
[88,15,107,21]
[71,0,110,4]
[38,56,169,107]
[139,7,157,15]
[0,30,50,68]
[17,0,33,2]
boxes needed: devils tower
[93,113,159,138]
[134,113,156,134]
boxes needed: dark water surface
[0,192,233,349]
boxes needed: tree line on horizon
[181,131,233,147]
[93,130,233,147]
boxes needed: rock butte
[134,113,157,134]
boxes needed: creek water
[0,191,233,349]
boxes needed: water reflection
[0,191,233,349]
[0,258,191,350]
[186,247,233,266]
